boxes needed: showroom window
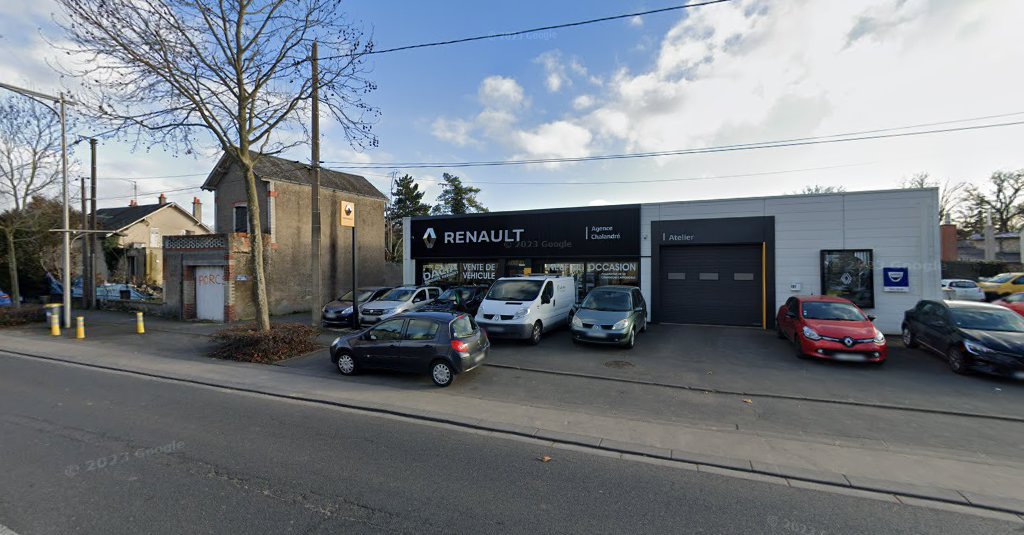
[421,262,459,286]
[820,249,874,308]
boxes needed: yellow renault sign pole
[341,201,358,328]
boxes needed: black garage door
[659,244,763,327]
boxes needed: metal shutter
[659,245,762,326]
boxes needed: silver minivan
[570,286,647,348]
[359,286,441,323]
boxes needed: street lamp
[0,82,76,328]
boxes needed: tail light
[451,340,470,354]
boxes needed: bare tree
[900,172,967,223]
[964,170,1024,233]
[0,98,64,307]
[55,0,379,330]
[792,185,846,195]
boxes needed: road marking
[0,523,21,535]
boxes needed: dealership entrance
[651,216,775,328]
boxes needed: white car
[940,279,985,301]
[359,286,441,323]
[475,275,576,344]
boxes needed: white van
[475,275,576,344]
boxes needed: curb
[2,347,1023,520]
[484,362,1024,423]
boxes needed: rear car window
[404,319,439,341]
[451,315,478,338]
[952,281,977,288]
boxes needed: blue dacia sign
[882,267,909,293]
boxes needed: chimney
[158,193,167,205]
[129,199,137,207]
[192,197,202,222]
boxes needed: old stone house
[94,196,211,286]
[162,151,388,321]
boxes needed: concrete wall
[642,188,941,334]
[212,161,387,315]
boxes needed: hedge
[208,323,322,363]
[0,306,46,327]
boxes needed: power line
[332,162,872,187]
[321,1,733,60]
[96,172,210,180]
[323,115,1024,170]
[97,185,202,201]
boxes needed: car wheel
[335,352,357,375]
[529,321,543,345]
[776,323,785,339]
[793,334,810,359]
[640,318,648,333]
[946,347,971,375]
[624,327,636,349]
[430,360,454,387]
[901,325,918,348]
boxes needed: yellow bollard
[136,311,145,334]
[76,316,85,339]
[50,310,60,336]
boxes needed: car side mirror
[786,312,797,319]
[365,333,377,341]
[867,315,876,321]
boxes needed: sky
[1,0,1023,227]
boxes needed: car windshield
[951,308,1024,332]
[802,302,866,321]
[988,273,1015,283]
[337,289,375,302]
[486,280,543,301]
[580,290,631,312]
[379,288,416,302]
[438,288,472,302]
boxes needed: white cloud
[535,51,569,93]
[629,15,644,27]
[513,120,593,168]
[572,95,596,111]
[588,199,611,206]
[478,75,525,109]
[431,117,476,147]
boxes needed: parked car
[776,295,887,364]
[359,286,441,324]
[330,311,489,387]
[0,289,11,307]
[994,293,1024,318]
[419,285,489,315]
[321,286,392,328]
[940,279,985,301]
[902,300,1024,378]
[475,275,576,344]
[977,272,1024,301]
[570,286,647,348]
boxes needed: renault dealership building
[402,188,941,334]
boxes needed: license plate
[834,353,866,362]
[589,331,607,338]
[487,325,505,333]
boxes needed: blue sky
[2,0,1023,224]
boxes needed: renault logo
[843,337,854,347]
[423,227,437,249]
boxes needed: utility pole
[309,41,322,327]
[89,139,97,309]
[80,176,89,309]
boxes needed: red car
[776,295,887,363]
[994,293,1024,317]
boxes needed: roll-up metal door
[659,244,762,326]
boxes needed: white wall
[402,217,415,285]
[641,188,941,334]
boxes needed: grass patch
[208,323,322,364]
[0,306,46,327]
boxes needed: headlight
[802,326,821,340]
[342,307,353,314]
[964,339,993,355]
[873,329,886,344]
[513,307,530,319]
[612,319,629,330]
[571,315,583,328]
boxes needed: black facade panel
[410,205,640,259]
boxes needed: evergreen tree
[384,174,432,261]
[430,173,487,215]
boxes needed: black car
[322,287,392,328]
[902,299,1024,378]
[419,286,488,315]
[330,311,489,387]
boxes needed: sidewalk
[2,326,1023,519]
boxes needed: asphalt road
[1,355,1019,534]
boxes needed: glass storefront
[418,258,639,300]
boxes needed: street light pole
[0,82,76,328]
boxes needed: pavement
[2,310,1023,521]
[4,356,1020,534]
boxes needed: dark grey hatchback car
[330,311,489,387]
